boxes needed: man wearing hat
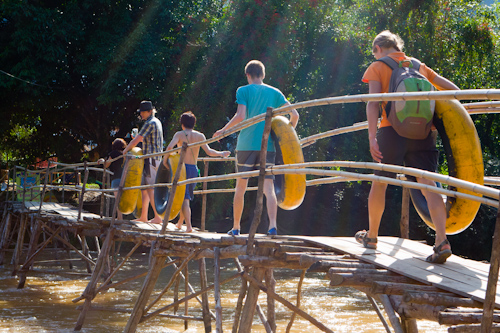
[123,100,164,224]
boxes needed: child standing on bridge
[357,30,459,264]
[164,111,230,232]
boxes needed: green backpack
[377,56,436,140]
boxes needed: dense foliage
[1,0,499,259]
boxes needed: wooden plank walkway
[19,202,500,308]
[292,235,499,307]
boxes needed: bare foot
[132,218,148,222]
[175,222,183,230]
[185,228,193,233]
[148,216,163,225]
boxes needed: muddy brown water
[0,250,447,332]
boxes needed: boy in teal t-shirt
[213,60,299,236]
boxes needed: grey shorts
[142,158,159,186]
[375,126,438,179]
[236,151,275,179]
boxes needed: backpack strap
[376,56,399,70]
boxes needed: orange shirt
[362,52,444,128]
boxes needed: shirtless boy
[164,111,230,232]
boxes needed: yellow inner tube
[118,147,144,215]
[271,116,306,210]
[154,153,186,221]
[411,99,484,234]
[133,190,142,219]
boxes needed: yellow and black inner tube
[118,147,144,215]
[154,153,187,221]
[271,116,306,210]
[410,99,484,235]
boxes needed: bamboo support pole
[11,214,28,270]
[37,161,51,216]
[94,242,141,295]
[198,258,212,332]
[214,247,222,333]
[201,161,208,231]
[379,294,405,333]
[100,163,107,217]
[400,188,410,239]
[145,250,197,312]
[17,218,42,288]
[74,228,116,331]
[232,258,247,333]
[285,269,306,333]
[239,248,270,332]
[242,271,334,333]
[0,212,12,264]
[366,294,392,333]
[246,107,273,253]
[256,303,273,333]
[142,271,242,322]
[40,222,96,267]
[481,193,500,333]
[265,268,276,332]
[22,167,27,206]
[184,264,189,330]
[174,273,180,314]
[17,225,63,277]
[78,162,89,221]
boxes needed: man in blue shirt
[213,60,299,236]
[124,100,164,224]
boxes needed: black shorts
[236,151,276,179]
[375,126,438,179]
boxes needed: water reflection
[0,251,447,332]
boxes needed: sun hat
[138,101,153,112]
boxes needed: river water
[0,250,448,332]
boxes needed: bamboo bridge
[2,90,500,333]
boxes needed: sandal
[426,239,452,264]
[355,230,377,249]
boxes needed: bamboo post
[184,264,189,330]
[100,164,107,217]
[17,218,42,288]
[242,271,334,333]
[77,234,92,273]
[22,167,27,206]
[62,171,65,203]
[74,228,116,331]
[379,294,404,333]
[78,161,89,221]
[174,274,180,314]
[400,187,410,239]
[232,258,248,333]
[11,214,28,269]
[366,295,392,333]
[286,270,306,333]
[214,247,222,333]
[198,258,212,332]
[0,212,12,265]
[265,268,276,332]
[481,192,500,332]
[11,165,16,201]
[247,107,273,253]
[201,160,209,231]
[238,248,271,332]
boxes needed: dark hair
[112,138,127,151]
[245,60,265,79]
[180,111,196,129]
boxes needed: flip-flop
[355,230,377,249]
[426,239,452,264]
